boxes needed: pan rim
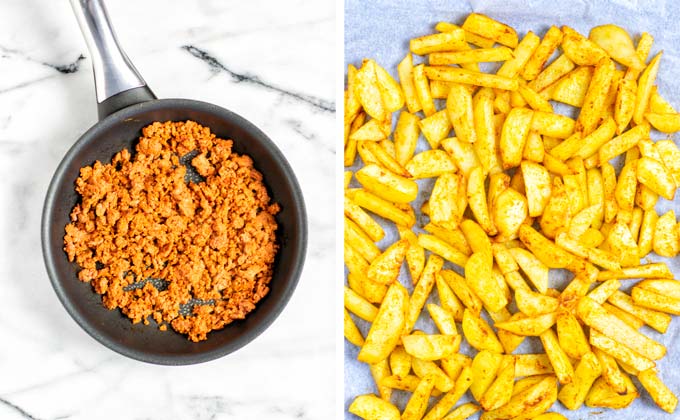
[41,98,307,365]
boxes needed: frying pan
[41,0,307,365]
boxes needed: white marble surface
[0,0,335,419]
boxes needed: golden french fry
[436,275,464,322]
[397,53,422,114]
[411,29,467,55]
[615,78,636,134]
[557,352,602,410]
[353,190,415,228]
[576,57,615,135]
[422,365,473,420]
[522,26,563,80]
[441,270,483,316]
[519,224,577,269]
[430,47,513,65]
[556,311,591,360]
[462,309,504,353]
[425,66,519,91]
[531,111,575,139]
[577,296,666,360]
[356,164,418,204]
[460,219,492,258]
[345,286,379,321]
[446,83,477,144]
[637,279,680,299]
[349,394,400,420]
[638,368,678,414]
[530,54,576,93]
[607,290,671,333]
[406,150,457,179]
[634,52,662,125]
[427,303,459,334]
[440,403,480,420]
[497,32,541,80]
[655,139,680,185]
[402,334,459,361]
[413,64,436,116]
[521,161,551,217]
[480,355,516,411]
[402,375,437,420]
[509,247,549,294]
[419,234,469,268]
[369,359,392,401]
[381,374,434,394]
[344,309,364,346]
[404,255,443,334]
[345,217,380,262]
[597,262,673,280]
[358,283,409,364]
[413,358,454,393]
[599,121,649,165]
[495,312,556,336]
[632,287,680,315]
[540,329,574,384]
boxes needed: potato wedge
[470,350,504,401]
[388,346,411,378]
[419,110,451,149]
[436,275,465,321]
[422,366,473,420]
[481,375,558,419]
[509,247,549,294]
[353,190,415,228]
[413,64,436,117]
[500,108,534,169]
[653,210,679,257]
[585,375,638,409]
[402,375,437,420]
[374,62,405,113]
[576,57,615,135]
[551,66,593,108]
[556,311,591,359]
[540,329,574,384]
[557,352,602,410]
[462,309,504,353]
[516,288,558,316]
[406,150,457,179]
[589,24,642,69]
[344,309,364,346]
[356,164,418,204]
[349,394,400,420]
[425,66,519,91]
[367,239,409,285]
[441,270,483,316]
[465,252,508,312]
[492,188,529,241]
[637,156,676,200]
[495,312,556,336]
[462,13,518,48]
[404,255,444,334]
[358,283,409,364]
[411,29,467,55]
[447,83,477,144]
[497,31,541,79]
[402,334,459,361]
[480,355,516,411]
[561,26,608,66]
[355,60,387,121]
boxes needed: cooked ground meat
[63,121,279,342]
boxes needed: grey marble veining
[0,1,335,419]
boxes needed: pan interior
[42,99,306,364]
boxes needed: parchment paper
[345,1,680,419]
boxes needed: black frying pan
[41,0,307,365]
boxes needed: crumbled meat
[63,121,279,342]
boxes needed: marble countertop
[0,1,335,419]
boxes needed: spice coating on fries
[345,12,680,418]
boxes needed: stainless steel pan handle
[70,0,156,119]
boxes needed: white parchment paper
[345,0,680,419]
